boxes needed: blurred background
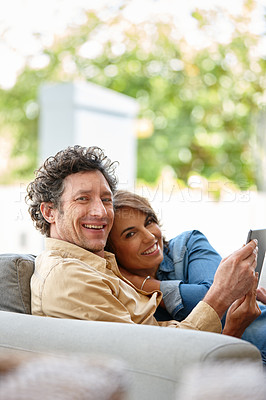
[0,0,266,283]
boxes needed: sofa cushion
[0,254,35,314]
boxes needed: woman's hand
[118,266,165,307]
[256,286,266,304]
[222,273,261,338]
[118,266,145,289]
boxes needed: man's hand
[222,273,261,338]
[256,286,266,304]
[203,239,258,319]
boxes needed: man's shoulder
[36,247,66,266]
[34,248,71,278]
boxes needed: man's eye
[77,197,87,201]
[102,198,112,203]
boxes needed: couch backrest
[0,254,35,314]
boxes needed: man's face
[48,170,114,257]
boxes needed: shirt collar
[45,237,117,273]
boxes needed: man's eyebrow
[73,189,112,197]
[74,189,92,196]
[101,191,113,197]
[120,226,134,237]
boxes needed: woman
[106,190,266,361]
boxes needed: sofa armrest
[0,310,262,400]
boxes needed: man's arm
[39,262,138,324]
[222,273,261,338]
[159,301,222,333]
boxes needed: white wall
[39,81,139,188]
[0,184,44,255]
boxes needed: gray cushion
[0,254,35,314]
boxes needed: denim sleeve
[159,280,183,316]
[176,231,222,320]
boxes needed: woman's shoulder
[168,230,207,245]
[164,230,193,259]
[165,230,210,255]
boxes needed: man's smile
[82,224,105,230]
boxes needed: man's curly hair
[26,145,118,237]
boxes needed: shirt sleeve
[159,301,222,333]
[178,231,222,318]
[160,280,183,315]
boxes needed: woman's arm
[160,231,221,320]
[119,266,165,307]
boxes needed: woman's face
[108,207,164,275]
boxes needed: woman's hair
[26,145,118,237]
[106,190,168,252]
[113,190,160,223]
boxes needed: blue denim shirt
[156,230,221,321]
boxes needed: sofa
[0,253,263,400]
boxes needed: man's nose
[89,199,107,218]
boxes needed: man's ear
[40,202,56,223]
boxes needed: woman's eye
[77,197,87,201]
[146,218,154,226]
[125,232,134,239]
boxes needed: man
[27,145,260,334]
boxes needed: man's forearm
[202,286,230,320]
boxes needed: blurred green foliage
[0,1,265,190]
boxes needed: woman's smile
[141,242,159,255]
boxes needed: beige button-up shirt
[31,238,221,333]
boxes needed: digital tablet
[246,229,266,280]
